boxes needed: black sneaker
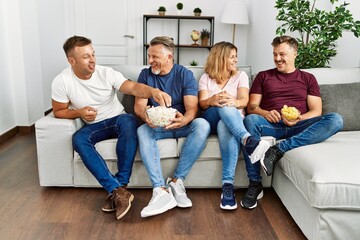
[240,181,263,209]
[260,145,284,176]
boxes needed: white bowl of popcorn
[146,106,177,127]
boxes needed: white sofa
[271,68,360,239]
[35,66,360,239]
[35,65,272,188]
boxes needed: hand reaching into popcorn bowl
[146,106,177,128]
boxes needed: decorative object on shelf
[157,6,166,16]
[275,0,360,69]
[193,7,202,17]
[143,15,214,64]
[221,0,249,45]
[200,29,210,46]
[176,3,183,15]
[190,30,201,46]
[190,60,198,66]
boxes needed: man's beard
[151,64,161,75]
[152,68,161,75]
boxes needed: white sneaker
[249,140,270,164]
[140,187,177,218]
[166,178,192,208]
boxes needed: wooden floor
[0,132,306,240]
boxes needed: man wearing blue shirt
[134,36,210,217]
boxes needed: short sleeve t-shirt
[137,64,197,114]
[198,71,249,117]
[250,68,320,114]
[51,65,127,124]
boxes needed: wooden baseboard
[45,108,53,116]
[0,127,18,145]
[18,125,35,134]
[0,109,50,145]
[0,125,35,145]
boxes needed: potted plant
[275,0,360,69]
[200,29,210,46]
[157,6,166,16]
[193,7,202,17]
[189,60,198,66]
[176,3,183,15]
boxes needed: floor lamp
[221,0,249,45]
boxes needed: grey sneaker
[141,187,177,218]
[260,145,284,176]
[166,178,192,208]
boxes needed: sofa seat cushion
[74,138,178,162]
[277,131,360,210]
[178,135,222,160]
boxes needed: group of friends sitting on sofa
[51,35,343,220]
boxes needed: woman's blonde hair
[205,41,237,84]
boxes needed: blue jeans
[73,114,138,193]
[202,107,251,184]
[137,118,210,187]
[243,112,343,182]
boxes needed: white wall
[0,0,359,135]
[0,0,44,135]
[0,0,16,133]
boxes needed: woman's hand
[213,91,238,107]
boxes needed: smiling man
[239,35,343,210]
[134,36,210,217]
[51,36,171,220]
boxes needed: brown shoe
[113,187,134,220]
[102,194,116,212]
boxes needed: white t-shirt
[198,71,249,117]
[52,65,127,124]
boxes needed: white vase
[177,10,182,15]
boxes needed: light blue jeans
[202,106,251,184]
[243,112,344,182]
[137,118,210,187]
[72,114,138,193]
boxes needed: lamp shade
[221,0,249,25]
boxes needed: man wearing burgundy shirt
[240,35,343,210]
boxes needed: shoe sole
[116,194,134,220]
[177,202,192,208]
[249,140,270,164]
[240,190,264,209]
[220,194,237,210]
[260,157,272,176]
[102,207,116,213]
[220,203,238,210]
[140,196,177,218]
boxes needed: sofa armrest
[35,112,84,186]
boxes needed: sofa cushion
[178,135,222,160]
[277,131,360,210]
[320,82,360,131]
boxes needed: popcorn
[146,106,177,127]
[281,105,300,121]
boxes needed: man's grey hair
[150,36,175,55]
